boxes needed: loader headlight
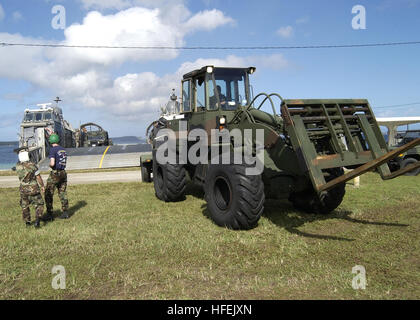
[206,66,214,74]
[219,116,226,125]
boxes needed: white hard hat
[18,151,30,162]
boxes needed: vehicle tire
[401,158,420,176]
[165,163,187,201]
[141,165,151,183]
[153,159,168,201]
[204,164,265,230]
[153,157,186,202]
[289,168,346,214]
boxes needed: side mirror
[11,166,16,171]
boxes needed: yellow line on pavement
[99,146,110,168]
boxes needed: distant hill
[0,141,18,146]
[111,136,146,145]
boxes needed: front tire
[204,164,264,230]
[153,156,186,202]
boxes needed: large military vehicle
[141,66,420,230]
[77,122,112,148]
[19,99,75,163]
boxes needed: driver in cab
[209,85,227,110]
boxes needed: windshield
[210,69,248,111]
[23,111,53,122]
[88,134,105,139]
[24,113,33,121]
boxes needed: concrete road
[38,150,151,171]
[0,171,143,188]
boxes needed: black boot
[42,212,54,222]
[25,221,32,227]
[34,219,41,228]
[58,211,69,219]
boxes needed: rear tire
[153,155,186,202]
[289,168,346,214]
[204,164,264,230]
[401,158,420,176]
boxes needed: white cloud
[0,5,237,123]
[47,6,233,69]
[0,24,289,121]
[276,25,294,38]
[79,0,186,11]
[88,53,290,116]
[183,9,235,32]
[0,6,292,126]
[0,4,5,21]
[60,8,184,66]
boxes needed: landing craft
[19,98,75,163]
[17,97,139,170]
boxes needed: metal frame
[281,99,420,196]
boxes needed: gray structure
[19,102,75,163]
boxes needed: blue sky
[0,0,419,140]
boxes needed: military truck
[389,130,420,176]
[19,101,75,163]
[77,122,112,148]
[141,66,420,230]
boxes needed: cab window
[207,79,217,111]
[212,69,248,111]
[195,76,206,112]
[182,80,191,112]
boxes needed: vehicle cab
[181,66,254,111]
[178,66,255,132]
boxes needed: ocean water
[0,142,18,170]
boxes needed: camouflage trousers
[20,191,44,222]
[45,170,69,213]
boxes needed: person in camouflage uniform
[44,134,69,220]
[14,148,45,228]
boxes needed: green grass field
[0,173,419,300]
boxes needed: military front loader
[140,66,420,230]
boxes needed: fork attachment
[281,99,420,195]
